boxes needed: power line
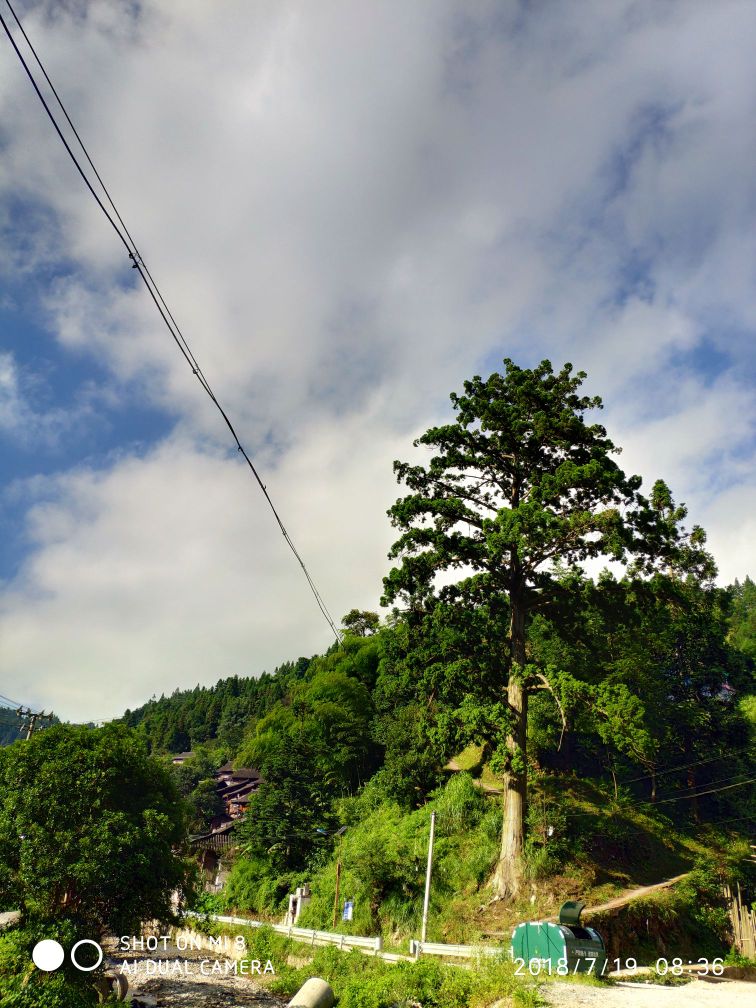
[655,775,756,806]
[653,769,755,802]
[0,1,342,645]
[700,813,755,829]
[562,775,756,819]
[618,744,754,786]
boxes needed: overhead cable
[0,1,342,644]
[619,744,754,786]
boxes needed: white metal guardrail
[187,912,507,963]
[408,939,504,959]
[189,913,384,955]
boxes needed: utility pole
[330,826,347,930]
[420,811,436,946]
[15,707,53,740]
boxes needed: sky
[1,0,755,723]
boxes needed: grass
[214,767,750,980]
[207,924,546,1008]
[439,766,743,961]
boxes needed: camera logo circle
[71,939,104,972]
[31,938,103,972]
[32,940,64,972]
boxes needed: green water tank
[510,900,607,976]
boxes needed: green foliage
[740,694,756,733]
[529,568,754,817]
[0,723,190,938]
[121,658,313,752]
[232,646,384,878]
[291,775,498,938]
[0,922,98,1007]
[266,944,543,1008]
[433,772,487,835]
[172,748,225,832]
[729,576,756,662]
[342,610,381,637]
[224,854,302,914]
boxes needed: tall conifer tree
[383,359,645,897]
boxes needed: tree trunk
[492,600,527,899]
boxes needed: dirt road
[542,978,754,1008]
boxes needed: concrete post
[286,976,335,1008]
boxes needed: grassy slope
[433,764,747,957]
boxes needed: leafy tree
[729,576,756,662]
[342,609,381,637]
[234,661,381,880]
[529,566,752,815]
[235,735,333,876]
[172,748,226,832]
[0,723,191,936]
[236,668,377,791]
[382,359,657,897]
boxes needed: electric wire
[618,744,754,786]
[562,774,756,818]
[654,775,756,805]
[650,768,753,802]
[0,1,342,644]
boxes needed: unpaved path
[542,978,753,1008]
[582,873,692,916]
[109,940,288,1008]
[539,873,692,923]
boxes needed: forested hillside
[120,657,313,752]
[113,362,756,944]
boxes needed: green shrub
[433,773,487,836]
[0,924,99,1008]
[268,947,544,1008]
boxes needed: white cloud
[0,352,25,432]
[0,1,755,718]
[0,350,102,446]
[0,416,413,720]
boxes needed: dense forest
[121,657,313,753]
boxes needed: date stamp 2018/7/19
[513,956,725,977]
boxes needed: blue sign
[342,899,354,922]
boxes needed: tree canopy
[0,723,190,936]
[381,359,691,896]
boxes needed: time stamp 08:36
[513,956,725,977]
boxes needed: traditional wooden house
[191,763,263,890]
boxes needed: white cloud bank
[0,0,755,719]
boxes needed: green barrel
[511,900,607,977]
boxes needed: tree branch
[531,672,567,751]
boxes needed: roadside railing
[189,912,384,955]
[186,912,508,963]
[408,939,504,959]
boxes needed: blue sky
[1,0,755,721]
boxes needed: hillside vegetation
[121,361,756,961]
